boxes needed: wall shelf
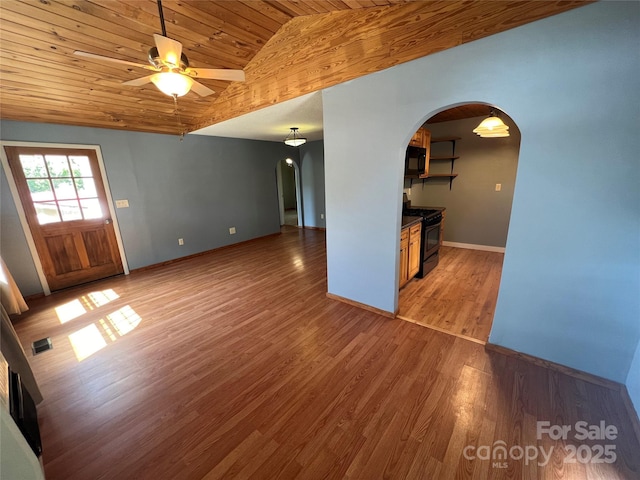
[404,134,461,188]
[427,137,460,189]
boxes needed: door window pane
[34,202,61,224]
[46,155,71,177]
[27,179,55,201]
[19,155,48,178]
[69,156,93,177]
[59,200,82,221]
[80,199,102,219]
[75,178,97,198]
[52,178,77,200]
[16,151,104,224]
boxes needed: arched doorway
[276,158,303,228]
[397,103,521,343]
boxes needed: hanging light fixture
[285,158,294,167]
[150,71,194,97]
[473,109,510,137]
[284,127,307,147]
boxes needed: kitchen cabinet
[399,228,409,288]
[408,223,422,278]
[409,127,430,149]
[400,220,422,288]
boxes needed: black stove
[403,207,443,277]
[404,208,442,226]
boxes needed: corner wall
[299,140,326,229]
[323,2,640,384]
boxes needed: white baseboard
[442,241,505,253]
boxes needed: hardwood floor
[11,228,640,479]
[398,246,504,342]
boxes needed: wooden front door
[4,146,124,291]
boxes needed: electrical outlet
[495,183,502,192]
[115,199,129,208]
[229,227,236,235]
[178,238,184,246]
[320,213,324,219]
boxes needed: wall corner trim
[326,292,396,319]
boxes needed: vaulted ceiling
[0,1,589,136]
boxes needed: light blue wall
[1,120,290,294]
[628,341,640,419]
[300,140,326,228]
[323,2,640,384]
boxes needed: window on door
[19,153,103,225]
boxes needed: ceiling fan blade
[188,68,245,82]
[74,50,155,70]
[154,34,182,67]
[190,80,215,97]
[122,75,154,87]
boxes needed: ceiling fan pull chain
[172,94,184,141]
[157,0,167,37]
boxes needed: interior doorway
[397,103,520,343]
[276,158,302,227]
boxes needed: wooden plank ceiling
[0,1,590,135]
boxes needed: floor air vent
[32,338,53,355]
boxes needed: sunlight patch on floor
[67,303,141,362]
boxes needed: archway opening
[276,157,303,228]
[397,103,521,343]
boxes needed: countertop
[401,216,423,228]
[407,205,446,212]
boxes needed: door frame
[276,158,303,227]
[0,141,129,295]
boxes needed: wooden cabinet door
[408,223,422,278]
[409,129,424,147]
[399,229,409,288]
[4,146,124,291]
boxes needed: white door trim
[0,141,130,295]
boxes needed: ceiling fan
[73,0,245,98]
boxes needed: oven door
[417,221,441,278]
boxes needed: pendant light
[473,109,510,137]
[284,127,307,147]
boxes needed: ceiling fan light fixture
[151,71,193,97]
[473,110,510,137]
[284,127,307,147]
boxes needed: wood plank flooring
[11,228,640,479]
[398,246,504,342]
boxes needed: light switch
[495,184,502,192]
[229,227,236,235]
[115,199,129,208]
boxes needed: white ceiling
[190,91,324,143]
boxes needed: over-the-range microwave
[404,146,427,176]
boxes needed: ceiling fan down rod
[157,0,167,37]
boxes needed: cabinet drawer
[401,228,409,241]
[409,223,421,237]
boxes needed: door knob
[105,218,112,225]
